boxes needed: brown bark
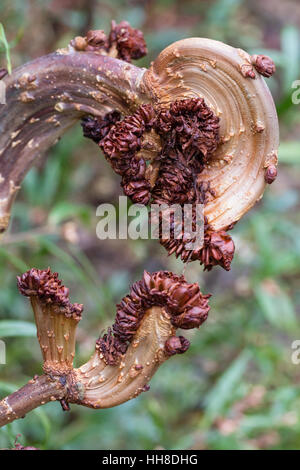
[0,49,148,233]
[0,375,66,427]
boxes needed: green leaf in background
[145,28,189,51]
[0,23,12,73]
[36,235,107,313]
[203,350,252,423]
[0,320,36,338]
[0,382,51,448]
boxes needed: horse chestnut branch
[81,28,279,271]
[0,268,210,426]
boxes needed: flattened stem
[0,50,148,233]
[142,38,279,231]
[0,374,66,427]
[72,306,174,409]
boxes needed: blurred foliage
[0,23,12,73]
[0,0,300,451]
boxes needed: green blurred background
[0,0,300,450]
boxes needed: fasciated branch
[0,44,148,233]
[0,26,279,273]
[0,375,66,427]
[0,268,211,426]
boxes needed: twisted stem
[0,375,66,427]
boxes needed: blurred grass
[0,0,300,450]
[0,23,12,73]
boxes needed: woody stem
[0,374,67,427]
[0,51,148,233]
